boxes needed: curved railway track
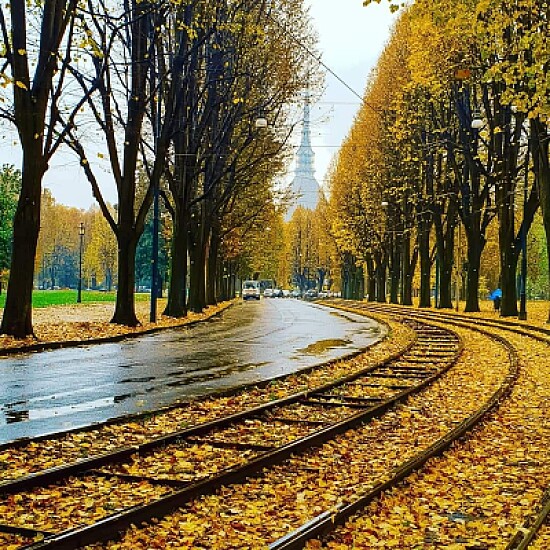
[1,318,460,550]
[302,300,549,550]
[4,302,542,550]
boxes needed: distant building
[287,95,320,219]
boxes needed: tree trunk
[499,244,518,317]
[111,231,139,326]
[498,184,519,317]
[206,232,218,306]
[438,236,454,309]
[164,216,188,318]
[366,255,376,302]
[374,254,386,303]
[418,219,431,308]
[531,119,550,321]
[464,228,483,312]
[401,233,413,306]
[1,0,76,337]
[389,242,400,304]
[352,265,364,300]
[0,153,43,337]
[188,215,208,313]
[188,248,206,312]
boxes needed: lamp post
[77,222,85,303]
[150,25,162,323]
[519,146,530,320]
[255,116,268,129]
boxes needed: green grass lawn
[0,290,150,309]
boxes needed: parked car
[263,288,274,298]
[242,280,261,300]
[282,289,291,298]
[272,288,283,297]
[305,289,318,300]
[291,289,302,298]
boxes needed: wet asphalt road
[0,299,384,443]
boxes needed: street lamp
[255,116,268,129]
[471,116,484,130]
[77,222,85,303]
[519,146,530,320]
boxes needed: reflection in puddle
[297,339,351,355]
[5,409,29,424]
[167,361,268,387]
[119,376,155,384]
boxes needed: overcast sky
[0,2,397,210]
[304,1,397,191]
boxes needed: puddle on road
[297,338,351,355]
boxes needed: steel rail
[269,303,520,550]
[506,488,550,550]
[1,320,461,550]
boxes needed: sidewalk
[0,299,233,353]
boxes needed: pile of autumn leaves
[3,308,550,549]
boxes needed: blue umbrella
[489,288,502,300]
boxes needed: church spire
[288,93,320,217]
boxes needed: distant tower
[287,95,320,218]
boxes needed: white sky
[0,2,397,210]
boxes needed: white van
[242,280,261,301]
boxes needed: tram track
[2,302,537,550]
[268,304,520,550]
[307,301,550,550]
[76,305,513,550]
[0,318,460,550]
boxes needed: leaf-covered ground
[531,523,550,549]
[5,302,549,548]
[81,320,512,549]
[0,299,231,351]
[312,313,550,549]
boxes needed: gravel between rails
[314,312,550,550]
[79,316,510,549]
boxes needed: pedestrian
[490,288,502,311]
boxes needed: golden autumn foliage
[328,0,549,311]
